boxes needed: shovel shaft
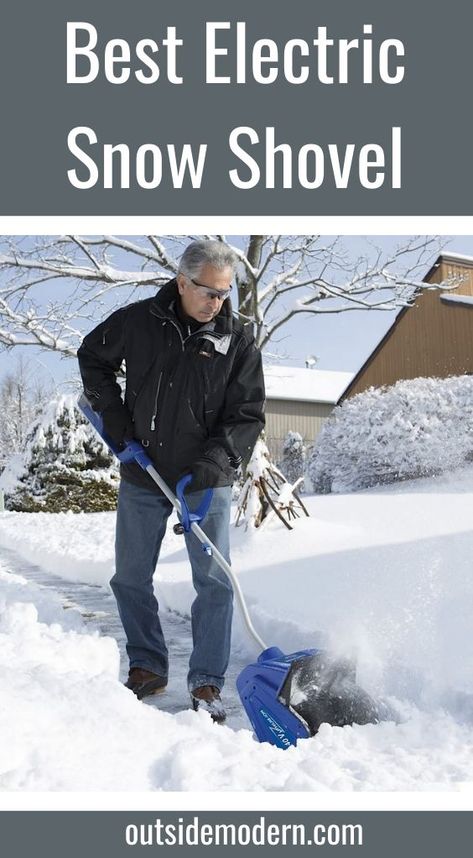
[145,463,267,653]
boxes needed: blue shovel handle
[116,439,153,470]
[175,475,213,532]
[78,394,154,470]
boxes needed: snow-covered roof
[438,251,473,266]
[263,365,354,404]
[440,292,473,307]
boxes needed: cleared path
[0,544,250,730]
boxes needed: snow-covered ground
[1,466,473,791]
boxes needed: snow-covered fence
[308,375,473,493]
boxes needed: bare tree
[0,235,449,357]
[0,355,55,466]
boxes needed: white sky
[1,233,473,389]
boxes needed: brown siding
[343,257,473,399]
[265,399,334,460]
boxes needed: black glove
[102,403,134,447]
[186,445,235,493]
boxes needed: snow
[440,293,473,306]
[278,430,306,489]
[309,375,473,493]
[437,251,473,265]
[1,464,473,791]
[0,394,119,512]
[264,364,354,404]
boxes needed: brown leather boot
[190,685,226,723]
[125,668,167,700]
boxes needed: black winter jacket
[77,280,265,491]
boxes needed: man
[78,240,265,722]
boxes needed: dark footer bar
[1,811,471,858]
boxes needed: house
[263,365,354,460]
[341,252,473,400]
[263,252,473,458]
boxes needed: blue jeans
[111,479,233,692]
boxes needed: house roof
[340,252,473,400]
[264,365,354,404]
[264,254,473,408]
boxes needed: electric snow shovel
[79,393,383,749]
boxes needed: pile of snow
[0,395,119,512]
[1,463,473,790]
[309,375,473,493]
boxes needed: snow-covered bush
[0,357,53,470]
[0,395,120,512]
[278,430,306,491]
[308,375,473,493]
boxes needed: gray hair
[178,240,238,280]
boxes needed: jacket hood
[150,278,234,336]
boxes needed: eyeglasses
[189,278,232,302]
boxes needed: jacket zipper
[147,311,222,433]
[165,317,209,349]
[150,371,163,431]
[150,305,225,349]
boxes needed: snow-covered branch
[0,234,449,358]
[0,297,79,356]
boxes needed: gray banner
[0,0,472,214]
[1,811,472,858]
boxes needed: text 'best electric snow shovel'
[79,392,385,749]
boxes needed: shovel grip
[175,475,213,532]
[118,439,153,470]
